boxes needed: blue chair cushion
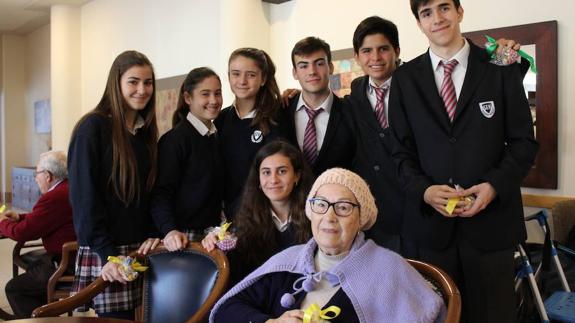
[143,250,219,323]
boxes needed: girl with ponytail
[216,48,286,219]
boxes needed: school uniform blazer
[283,93,355,176]
[388,40,539,251]
[346,76,406,238]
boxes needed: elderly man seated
[0,150,76,319]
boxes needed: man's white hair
[37,150,67,180]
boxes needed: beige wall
[0,37,3,198]
[77,0,272,121]
[26,24,51,163]
[51,5,81,152]
[0,25,51,195]
[79,0,223,118]
[1,35,28,194]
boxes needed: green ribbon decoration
[485,35,537,73]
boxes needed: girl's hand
[201,232,219,252]
[137,238,161,255]
[163,230,188,251]
[101,256,127,284]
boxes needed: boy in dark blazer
[389,0,538,322]
[346,16,408,254]
[283,37,355,176]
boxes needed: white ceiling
[0,0,91,35]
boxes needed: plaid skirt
[72,243,142,313]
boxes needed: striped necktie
[302,107,323,165]
[440,59,459,122]
[373,86,389,128]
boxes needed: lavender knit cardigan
[210,233,446,323]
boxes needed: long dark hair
[228,48,281,135]
[172,67,221,127]
[234,141,313,268]
[71,50,158,206]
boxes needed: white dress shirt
[366,77,393,120]
[429,38,470,99]
[233,105,256,119]
[186,111,217,136]
[127,114,146,135]
[270,209,290,233]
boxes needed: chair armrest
[186,244,229,323]
[12,240,44,259]
[407,259,461,323]
[557,243,575,259]
[33,277,109,317]
[47,241,78,302]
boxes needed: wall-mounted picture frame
[464,21,558,189]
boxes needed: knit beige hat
[306,168,377,230]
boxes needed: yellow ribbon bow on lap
[303,303,341,323]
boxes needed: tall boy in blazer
[389,0,538,322]
[284,37,355,176]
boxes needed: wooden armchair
[408,259,462,323]
[551,200,575,245]
[47,241,78,303]
[32,242,230,323]
[12,240,46,278]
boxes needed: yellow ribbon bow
[0,204,6,213]
[107,256,148,281]
[303,303,341,323]
[217,221,232,240]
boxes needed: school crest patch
[251,130,263,143]
[479,101,495,118]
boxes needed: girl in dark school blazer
[215,48,286,219]
[150,67,224,251]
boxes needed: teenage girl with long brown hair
[68,50,158,319]
[203,141,312,284]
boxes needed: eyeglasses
[308,198,360,217]
[33,170,48,177]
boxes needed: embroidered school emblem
[251,130,263,143]
[479,101,495,118]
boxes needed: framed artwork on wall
[156,74,186,137]
[34,99,51,134]
[330,48,363,97]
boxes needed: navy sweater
[227,224,298,286]
[150,119,223,235]
[214,270,359,323]
[68,113,155,261]
[214,107,286,219]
